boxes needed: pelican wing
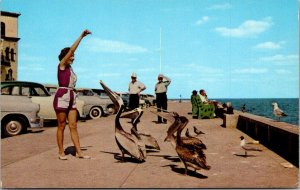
[139,133,160,150]
[115,131,146,161]
[176,146,210,170]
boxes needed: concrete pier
[223,110,299,167]
[1,101,299,188]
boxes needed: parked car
[0,95,43,137]
[1,81,86,120]
[140,94,156,106]
[115,92,146,109]
[76,88,115,119]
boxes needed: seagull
[193,126,205,135]
[272,102,287,121]
[240,136,262,157]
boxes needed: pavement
[1,102,299,188]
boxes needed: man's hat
[131,72,137,78]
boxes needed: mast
[160,27,162,73]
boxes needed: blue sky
[2,0,299,99]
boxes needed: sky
[2,0,299,99]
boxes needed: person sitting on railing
[191,90,201,119]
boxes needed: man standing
[155,74,171,124]
[128,72,146,110]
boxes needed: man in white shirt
[128,72,146,110]
[155,74,171,124]
[199,89,209,104]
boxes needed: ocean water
[173,98,299,126]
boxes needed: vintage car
[115,92,146,109]
[1,81,86,120]
[0,95,43,137]
[140,94,156,106]
[76,88,115,119]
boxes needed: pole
[160,27,162,73]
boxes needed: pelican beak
[149,108,176,123]
[100,81,123,108]
[120,108,142,119]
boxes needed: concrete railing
[223,111,299,167]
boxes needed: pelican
[164,112,211,175]
[240,136,262,157]
[120,108,160,150]
[100,81,146,162]
[272,102,287,121]
[151,110,210,175]
[193,126,205,135]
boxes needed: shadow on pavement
[100,150,145,163]
[163,164,208,179]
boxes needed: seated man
[198,89,216,119]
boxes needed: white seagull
[240,136,262,157]
[272,102,287,121]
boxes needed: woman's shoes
[58,155,68,160]
[77,155,91,159]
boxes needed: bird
[272,102,287,121]
[193,126,205,135]
[159,111,210,175]
[240,136,262,157]
[185,128,193,138]
[100,81,146,162]
[120,108,160,150]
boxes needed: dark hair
[58,47,70,61]
[200,89,205,94]
[192,90,197,95]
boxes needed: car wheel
[3,119,24,137]
[89,107,102,119]
[107,105,116,115]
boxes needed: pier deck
[1,102,299,188]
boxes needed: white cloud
[233,68,268,74]
[207,3,232,10]
[86,38,148,54]
[195,16,209,26]
[254,41,285,50]
[260,54,298,63]
[215,17,273,38]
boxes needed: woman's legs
[56,112,67,156]
[67,109,84,156]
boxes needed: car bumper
[30,117,44,128]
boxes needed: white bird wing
[274,108,285,116]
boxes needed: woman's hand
[82,29,92,37]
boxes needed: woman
[53,29,91,160]
[191,90,201,119]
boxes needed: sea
[171,98,299,126]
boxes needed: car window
[32,87,48,96]
[1,87,10,95]
[11,86,20,95]
[21,87,30,96]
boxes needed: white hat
[131,72,137,78]
[158,74,163,78]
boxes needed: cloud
[215,17,273,38]
[259,54,298,63]
[195,16,209,26]
[207,3,232,10]
[19,54,46,62]
[254,41,285,50]
[233,68,268,74]
[86,38,148,53]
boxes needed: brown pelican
[165,112,211,175]
[120,108,160,150]
[240,136,262,157]
[193,126,205,135]
[100,81,146,162]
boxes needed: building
[1,11,21,81]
